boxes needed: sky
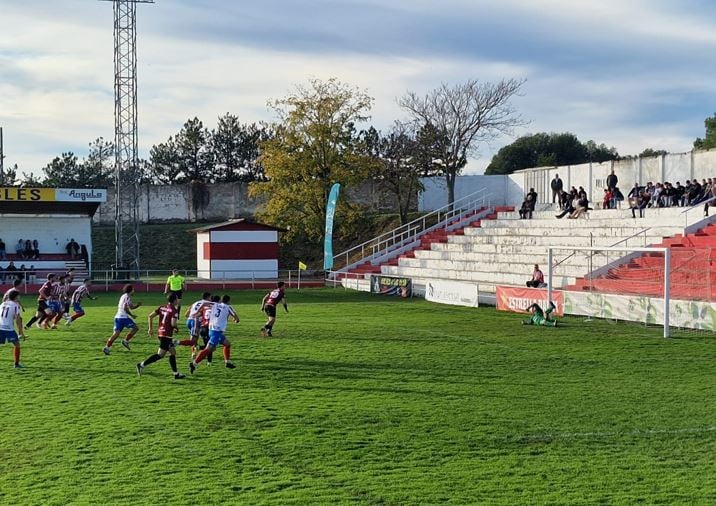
[1,0,715,177]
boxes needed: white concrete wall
[0,215,92,255]
[419,175,508,211]
[196,232,210,277]
[210,259,278,279]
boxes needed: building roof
[188,219,285,234]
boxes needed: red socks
[194,348,210,364]
[71,313,84,321]
[178,339,195,346]
[13,347,20,365]
[223,346,231,362]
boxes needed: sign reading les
[496,286,564,315]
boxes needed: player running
[24,273,55,330]
[3,279,25,310]
[46,274,70,329]
[164,268,186,317]
[522,301,558,327]
[103,284,142,355]
[66,279,98,326]
[137,293,185,380]
[0,290,26,369]
[260,281,288,337]
[189,294,238,373]
[179,292,212,348]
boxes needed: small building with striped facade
[190,219,282,280]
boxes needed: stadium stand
[340,205,715,297]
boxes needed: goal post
[547,245,671,338]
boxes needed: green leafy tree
[400,79,526,207]
[149,137,183,184]
[694,113,716,150]
[485,133,619,175]
[176,117,214,182]
[0,164,18,186]
[42,152,80,187]
[638,148,669,158]
[250,78,374,243]
[210,113,272,182]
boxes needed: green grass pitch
[1,288,715,504]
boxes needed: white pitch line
[515,426,716,442]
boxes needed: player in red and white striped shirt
[66,279,97,326]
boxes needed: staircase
[330,188,498,284]
[65,259,90,283]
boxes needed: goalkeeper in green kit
[522,301,558,327]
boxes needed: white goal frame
[547,246,671,338]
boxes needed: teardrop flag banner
[323,183,341,270]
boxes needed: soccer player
[260,281,288,337]
[189,294,238,373]
[66,279,98,326]
[522,301,558,327]
[137,293,185,379]
[46,274,70,328]
[0,290,26,368]
[103,284,142,355]
[3,278,24,308]
[164,268,186,317]
[24,273,55,330]
[180,292,212,346]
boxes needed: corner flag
[298,261,307,271]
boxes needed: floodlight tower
[104,0,154,277]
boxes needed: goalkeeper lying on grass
[522,301,558,327]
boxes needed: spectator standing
[606,168,618,191]
[15,240,23,258]
[602,189,613,209]
[550,174,564,207]
[526,264,545,288]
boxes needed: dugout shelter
[0,187,107,284]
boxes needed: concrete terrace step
[397,257,589,278]
[381,264,575,287]
[463,225,682,238]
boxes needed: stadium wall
[0,215,91,255]
[418,148,716,212]
[93,180,417,225]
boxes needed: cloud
[0,0,715,176]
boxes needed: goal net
[547,246,674,337]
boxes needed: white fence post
[663,248,671,338]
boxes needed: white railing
[331,188,493,274]
[681,195,716,228]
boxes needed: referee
[164,268,186,318]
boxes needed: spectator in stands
[31,240,39,260]
[526,264,545,288]
[602,188,613,209]
[0,238,6,260]
[519,194,535,219]
[652,183,663,208]
[556,192,576,219]
[627,182,640,209]
[5,261,17,280]
[704,182,716,216]
[66,239,80,259]
[687,179,702,206]
[631,190,651,218]
[606,168,618,191]
[550,174,564,207]
[577,186,587,201]
[612,186,624,208]
[23,240,32,260]
[18,265,26,282]
[568,194,591,219]
[80,244,89,269]
[15,240,23,258]
[27,265,37,284]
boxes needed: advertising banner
[371,275,412,298]
[425,280,479,308]
[323,183,341,270]
[496,286,564,315]
[0,187,107,203]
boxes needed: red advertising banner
[495,286,564,315]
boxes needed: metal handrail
[553,227,651,270]
[679,195,716,214]
[332,187,492,272]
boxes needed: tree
[149,137,183,184]
[0,164,18,186]
[42,152,81,187]
[79,137,114,187]
[638,148,669,158]
[250,78,374,243]
[485,133,619,175]
[175,117,214,182]
[210,114,271,182]
[361,123,440,224]
[399,78,526,207]
[694,113,716,151]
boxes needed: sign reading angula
[496,286,564,315]
[0,188,107,203]
[425,280,479,308]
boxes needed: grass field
[1,288,715,505]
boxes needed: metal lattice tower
[107,0,154,276]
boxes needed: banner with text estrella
[496,286,564,315]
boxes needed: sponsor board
[370,275,412,298]
[0,187,107,203]
[425,280,479,308]
[496,286,564,315]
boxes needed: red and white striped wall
[192,220,281,280]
